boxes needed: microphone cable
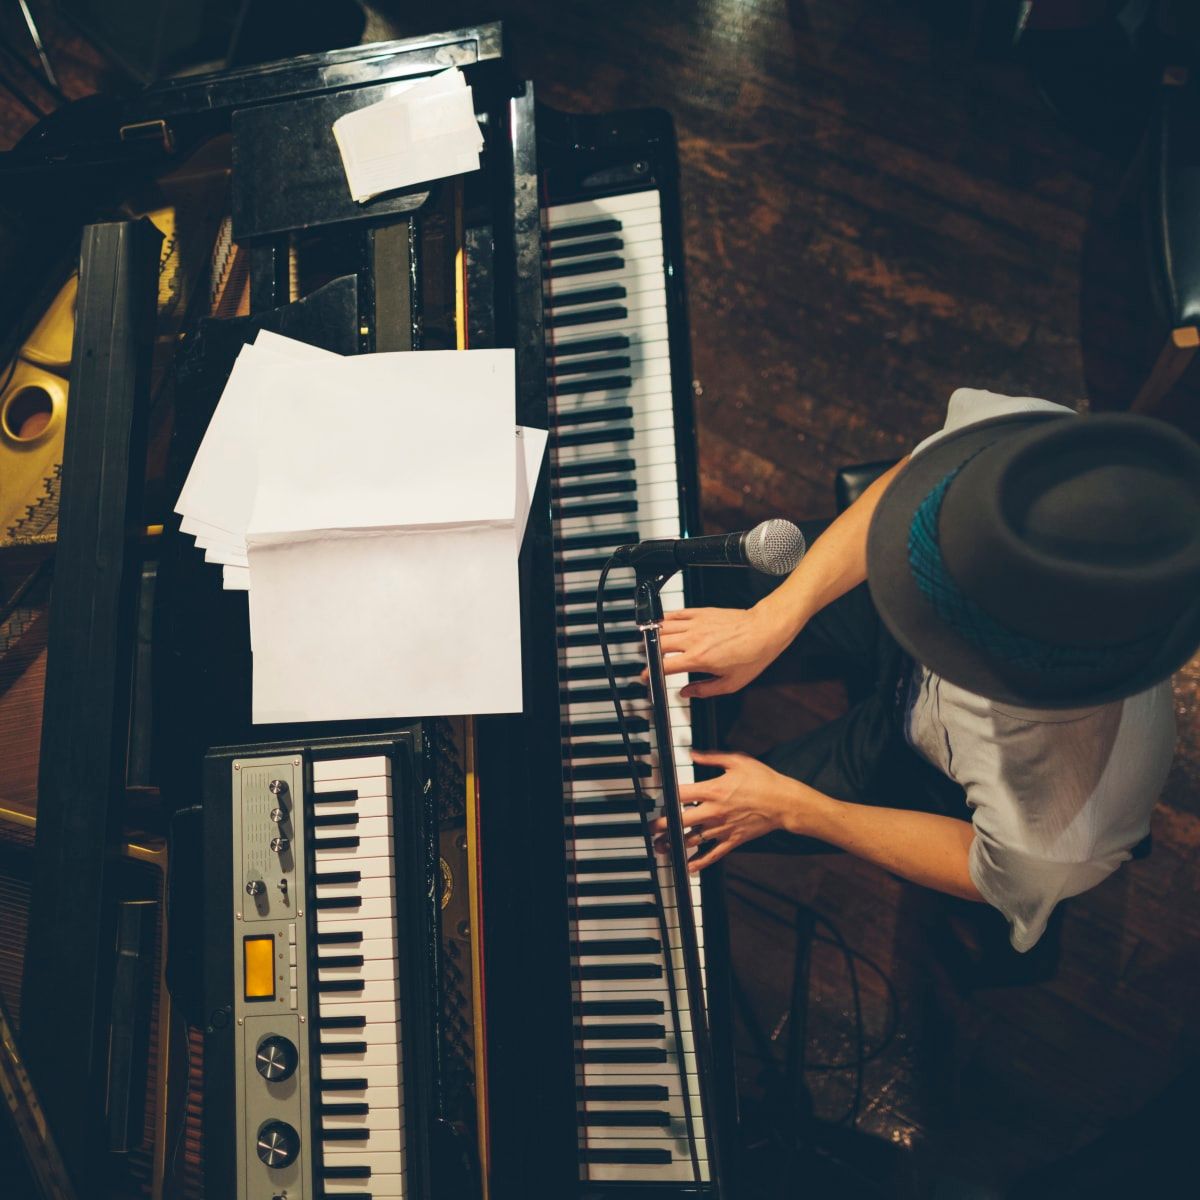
[594,555,704,1182]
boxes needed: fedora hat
[867,411,1200,707]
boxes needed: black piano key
[564,716,650,737]
[582,1148,673,1166]
[578,1047,670,1064]
[312,811,359,828]
[576,938,661,957]
[559,628,641,649]
[315,931,363,946]
[319,1040,368,1054]
[560,605,633,629]
[315,895,362,911]
[570,856,652,875]
[546,255,624,279]
[550,355,632,378]
[578,1023,666,1041]
[555,495,638,518]
[317,1015,366,1030]
[559,585,635,606]
[312,788,358,804]
[571,880,655,899]
[575,999,665,1017]
[567,763,651,783]
[563,660,642,680]
[544,218,622,243]
[312,870,362,885]
[567,739,650,758]
[544,285,626,310]
[568,820,648,840]
[573,963,663,981]
[578,1083,670,1102]
[568,821,647,840]
[547,304,627,329]
[561,684,646,704]
[568,790,644,808]
[324,1165,372,1180]
[556,524,638,548]
[583,1110,672,1128]
[553,477,637,499]
[548,335,632,360]
[312,835,359,851]
[544,236,623,260]
[319,1102,370,1116]
[555,427,636,452]
[551,457,635,481]
[317,979,365,994]
[552,375,633,397]
[557,554,627,574]
[319,1077,368,1091]
[320,1193,370,1200]
[570,902,660,921]
[321,1126,370,1141]
[317,955,365,970]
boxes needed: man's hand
[658,606,794,699]
[651,749,804,871]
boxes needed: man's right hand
[657,605,794,698]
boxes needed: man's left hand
[651,749,802,871]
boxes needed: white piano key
[315,875,396,901]
[313,815,393,842]
[316,895,396,925]
[318,936,397,961]
[317,977,399,1005]
[311,794,394,820]
[314,835,394,863]
[314,915,397,943]
[322,1128,403,1154]
[320,1104,401,1129]
[323,1173,404,1198]
[319,1062,404,1088]
[546,189,662,222]
[317,1039,401,1067]
[318,958,397,983]
[312,756,391,781]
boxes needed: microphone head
[745,519,806,576]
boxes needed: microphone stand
[634,569,726,1195]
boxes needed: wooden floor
[3,1,1199,1195]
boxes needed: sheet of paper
[175,332,341,541]
[515,425,548,548]
[246,349,515,537]
[332,68,483,203]
[248,525,521,723]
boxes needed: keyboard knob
[256,1118,299,1168]
[245,880,265,897]
[269,807,287,824]
[268,779,289,797]
[255,1035,298,1083]
[270,836,290,854]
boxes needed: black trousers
[694,521,969,854]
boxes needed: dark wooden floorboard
[4,1,1199,1194]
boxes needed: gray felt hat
[866,411,1200,707]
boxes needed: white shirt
[903,389,1176,951]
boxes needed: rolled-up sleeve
[968,822,1122,952]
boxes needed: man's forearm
[787,783,983,901]
[755,457,909,640]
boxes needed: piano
[1,21,738,1200]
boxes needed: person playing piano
[653,389,1200,950]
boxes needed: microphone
[613,518,806,576]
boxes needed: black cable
[594,557,702,1181]
[725,875,893,1126]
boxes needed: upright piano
[0,22,738,1200]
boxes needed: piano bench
[834,459,899,513]
[1135,67,1200,416]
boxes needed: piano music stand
[634,570,728,1195]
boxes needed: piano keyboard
[219,739,428,1200]
[544,187,712,1185]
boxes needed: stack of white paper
[332,68,484,203]
[175,332,547,724]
